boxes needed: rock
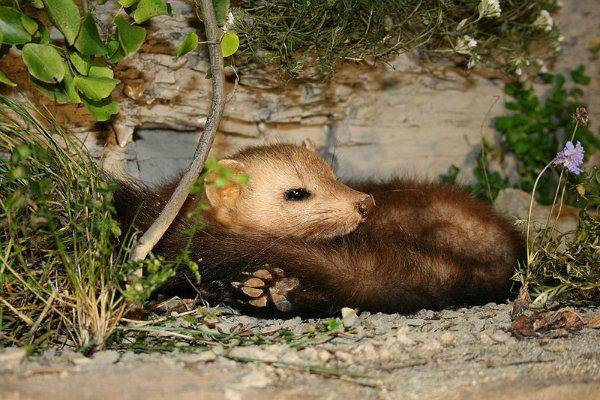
[177,351,217,364]
[489,330,513,344]
[238,370,271,388]
[395,329,417,347]
[318,350,332,362]
[71,357,92,366]
[414,309,437,320]
[91,350,120,365]
[494,188,579,236]
[0,347,27,371]
[403,318,426,327]
[416,339,443,354]
[341,307,359,327]
[334,350,354,363]
[228,346,278,363]
[439,332,458,346]
[224,389,243,400]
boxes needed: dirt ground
[2,303,599,400]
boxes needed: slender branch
[128,0,225,262]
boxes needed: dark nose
[355,196,374,219]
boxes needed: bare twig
[128,0,225,262]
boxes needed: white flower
[222,11,235,31]
[536,59,548,73]
[456,18,468,31]
[455,35,478,55]
[467,54,480,69]
[478,0,502,19]
[533,10,554,32]
[515,67,523,76]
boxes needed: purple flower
[553,141,585,174]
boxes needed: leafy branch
[128,0,226,262]
[0,0,173,120]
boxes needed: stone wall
[0,1,597,185]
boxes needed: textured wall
[1,1,597,185]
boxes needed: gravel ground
[2,303,599,400]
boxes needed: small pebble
[0,347,27,371]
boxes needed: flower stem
[526,161,552,264]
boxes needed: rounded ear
[204,159,247,209]
[302,138,317,152]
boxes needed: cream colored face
[205,144,373,240]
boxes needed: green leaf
[0,7,32,44]
[570,65,591,86]
[74,13,106,56]
[109,47,125,63]
[118,0,139,6]
[43,0,81,45]
[89,63,114,78]
[0,69,16,86]
[115,15,146,56]
[69,51,90,75]
[106,40,119,56]
[62,62,81,103]
[175,31,198,59]
[220,30,238,57]
[22,43,65,84]
[82,97,119,121]
[30,77,69,103]
[73,75,119,101]
[106,39,126,63]
[212,0,230,26]
[70,53,114,79]
[131,0,168,24]
[20,15,38,35]
[33,24,50,44]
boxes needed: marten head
[204,142,373,240]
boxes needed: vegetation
[0,95,247,350]
[438,64,599,305]
[441,66,598,205]
[0,97,186,350]
[0,0,169,120]
[0,0,239,121]
[234,0,562,79]
[518,160,600,306]
[0,96,129,349]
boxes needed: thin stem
[128,0,225,262]
[526,162,552,264]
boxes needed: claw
[249,296,268,307]
[241,287,264,297]
[253,269,272,280]
[244,278,265,287]
[233,266,298,312]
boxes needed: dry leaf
[510,315,537,338]
[511,283,530,318]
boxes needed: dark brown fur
[115,145,524,316]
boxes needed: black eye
[284,188,311,201]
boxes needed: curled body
[115,144,523,316]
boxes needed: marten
[115,143,524,316]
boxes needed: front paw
[231,265,299,312]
